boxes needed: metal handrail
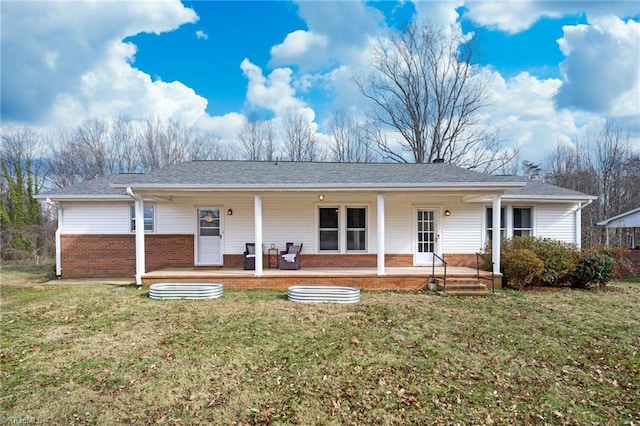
[431,253,447,293]
[476,252,496,294]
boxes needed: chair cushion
[247,245,255,254]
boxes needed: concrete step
[431,279,492,296]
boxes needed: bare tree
[110,117,142,174]
[281,108,320,161]
[329,111,377,162]
[137,117,190,171]
[238,111,276,161]
[355,21,506,168]
[187,128,228,161]
[48,119,114,187]
[544,120,637,248]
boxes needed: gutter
[127,188,145,289]
[45,198,63,278]
[575,199,594,250]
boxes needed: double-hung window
[319,206,368,252]
[346,207,366,251]
[513,207,533,236]
[130,204,155,232]
[319,207,339,251]
[486,206,533,241]
[486,207,505,241]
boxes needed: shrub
[508,236,578,285]
[572,251,616,289]
[481,236,579,286]
[502,248,544,290]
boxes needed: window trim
[483,205,534,244]
[317,204,370,253]
[345,206,368,252]
[318,206,340,252]
[130,203,155,233]
[512,207,533,237]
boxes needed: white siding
[60,196,580,257]
[536,203,577,244]
[62,202,130,234]
[385,195,413,254]
[156,202,195,234]
[441,201,484,253]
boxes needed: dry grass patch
[1,265,639,425]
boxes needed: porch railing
[431,253,447,293]
[476,252,496,294]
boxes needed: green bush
[572,251,616,288]
[502,248,544,290]
[509,236,578,285]
[482,236,578,287]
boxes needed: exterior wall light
[318,195,325,201]
[444,210,451,216]
[227,209,233,216]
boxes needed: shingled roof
[36,161,594,201]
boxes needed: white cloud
[270,30,328,68]
[195,30,208,40]
[196,112,246,142]
[555,17,640,116]
[480,70,598,164]
[463,1,639,34]
[240,58,306,114]
[0,0,199,125]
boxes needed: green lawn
[1,265,639,425]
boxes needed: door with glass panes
[196,208,222,265]
[414,208,439,265]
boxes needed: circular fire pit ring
[149,283,223,300]
[288,285,360,304]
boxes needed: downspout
[575,199,594,250]
[45,198,62,278]
[127,187,145,288]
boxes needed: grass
[1,265,639,425]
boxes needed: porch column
[377,194,385,275]
[492,195,501,275]
[127,188,145,288]
[254,194,263,276]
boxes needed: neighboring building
[36,161,595,286]
[597,207,640,277]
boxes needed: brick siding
[61,234,193,278]
[60,234,480,278]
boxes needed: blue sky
[2,1,639,165]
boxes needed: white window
[485,206,533,242]
[318,206,368,252]
[130,204,155,232]
[346,207,367,251]
[319,207,339,251]
[486,207,505,241]
[513,207,533,237]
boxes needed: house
[597,206,640,277]
[36,161,595,289]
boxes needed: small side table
[268,247,279,269]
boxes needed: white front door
[414,208,439,266]
[196,208,223,265]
